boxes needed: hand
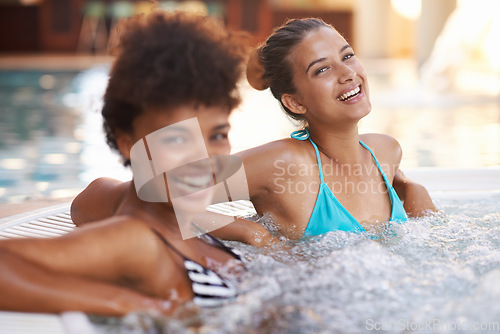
[210,217,281,248]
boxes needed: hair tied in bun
[246,46,268,91]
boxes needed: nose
[187,136,210,162]
[338,64,356,83]
[178,138,212,175]
[205,142,230,157]
[205,139,231,174]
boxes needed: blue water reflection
[0,67,129,203]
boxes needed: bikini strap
[151,228,188,261]
[358,140,391,185]
[151,227,239,308]
[191,223,242,261]
[290,129,309,140]
[291,129,324,183]
[153,224,243,263]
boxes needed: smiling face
[119,104,231,213]
[284,27,372,127]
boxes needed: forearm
[0,250,165,316]
[211,218,279,247]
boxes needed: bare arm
[210,216,280,247]
[0,249,166,315]
[190,209,279,247]
[0,218,171,315]
[393,169,437,217]
[71,178,128,226]
[194,141,293,245]
[361,134,436,217]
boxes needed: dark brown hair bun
[246,46,268,91]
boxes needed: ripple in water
[93,193,500,333]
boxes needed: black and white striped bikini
[152,229,242,308]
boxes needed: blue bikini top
[290,129,407,237]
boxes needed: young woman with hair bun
[238,18,436,240]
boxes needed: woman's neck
[307,122,364,165]
[120,182,183,237]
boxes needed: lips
[165,155,243,200]
[171,174,214,194]
[337,85,361,102]
[167,159,215,198]
[167,172,214,205]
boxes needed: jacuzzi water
[90,192,500,334]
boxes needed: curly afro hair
[101,11,248,165]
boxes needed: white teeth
[337,86,361,101]
[178,175,212,188]
[169,173,214,197]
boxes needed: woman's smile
[288,27,372,123]
[336,85,361,102]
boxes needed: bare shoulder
[71,178,130,226]
[68,216,174,281]
[57,215,154,257]
[359,133,402,165]
[75,214,147,237]
[0,215,146,253]
[236,137,309,167]
[360,133,400,150]
[0,215,162,283]
[78,177,128,198]
[235,138,307,199]
[236,138,307,180]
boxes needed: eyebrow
[305,44,353,74]
[163,123,230,135]
[163,125,189,133]
[213,123,230,131]
[306,57,327,74]
[340,44,352,53]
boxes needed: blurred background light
[391,0,422,20]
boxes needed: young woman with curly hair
[0,11,262,316]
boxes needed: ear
[281,94,307,115]
[115,131,135,162]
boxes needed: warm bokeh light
[391,0,421,20]
[19,0,42,5]
[43,154,67,165]
[420,0,500,95]
[0,159,26,170]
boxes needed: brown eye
[211,133,228,142]
[162,136,186,145]
[314,66,329,76]
[343,53,355,61]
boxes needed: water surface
[90,193,500,333]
